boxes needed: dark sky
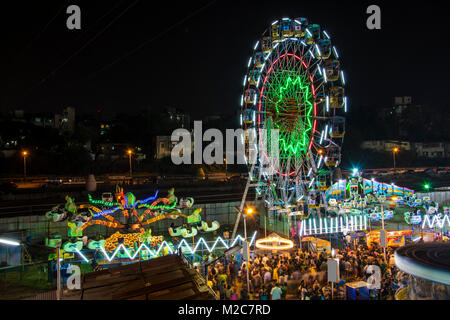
[1,0,449,118]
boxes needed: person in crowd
[270,283,282,300]
[204,235,412,301]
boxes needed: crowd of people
[203,238,410,300]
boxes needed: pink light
[256,52,317,177]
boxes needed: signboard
[327,258,340,283]
[380,229,387,248]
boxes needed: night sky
[1,0,449,118]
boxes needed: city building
[162,107,191,131]
[30,112,55,128]
[414,142,446,158]
[155,136,177,160]
[97,142,129,160]
[155,134,196,160]
[54,107,76,133]
[360,140,411,152]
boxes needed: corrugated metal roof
[63,254,217,300]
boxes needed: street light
[392,147,399,169]
[127,149,133,179]
[223,158,227,178]
[0,238,20,246]
[243,207,254,294]
[22,151,28,180]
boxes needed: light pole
[127,149,133,179]
[224,158,227,178]
[392,147,399,170]
[22,151,28,180]
[380,202,387,264]
[243,207,253,294]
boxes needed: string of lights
[298,215,368,236]
[75,231,258,263]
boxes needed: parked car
[102,192,114,203]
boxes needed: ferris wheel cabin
[329,116,346,138]
[306,24,321,44]
[315,39,332,59]
[294,17,308,37]
[330,87,345,108]
[324,60,341,82]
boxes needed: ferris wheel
[240,17,348,210]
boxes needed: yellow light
[127,149,133,155]
[246,208,254,215]
[22,151,28,156]
[255,235,294,250]
[393,147,399,153]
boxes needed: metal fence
[416,191,450,206]
[259,215,290,237]
[23,290,57,300]
[0,201,258,244]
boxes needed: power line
[24,2,69,50]
[22,0,140,100]
[88,0,217,79]
[1,2,69,107]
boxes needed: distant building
[414,142,445,158]
[361,140,411,152]
[163,107,191,131]
[97,142,129,160]
[391,96,412,116]
[155,136,177,160]
[381,97,424,138]
[155,135,194,160]
[96,142,145,161]
[55,107,76,133]
[31,112,55,128]
[446,143,450,158]
[12,109,24,119]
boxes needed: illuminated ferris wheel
[240,17,348,210]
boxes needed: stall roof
[63,254,217,300]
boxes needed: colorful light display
[241,17,347,209]
[255,234,294,250]
[75,232,258,263]
[298,215,367,236]
[422,214,450,229]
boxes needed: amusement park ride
[233,17,347,239]
[44,17,449,266]
[233,17,450,242]
[45,186,223,261]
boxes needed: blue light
[139,190,159,205]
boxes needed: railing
[23,290,57,300]
[0,260,57,299]
[260,216,291,237]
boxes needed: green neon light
[88,194,119,207]
[265,72,313,159]
[138,201,178,211]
